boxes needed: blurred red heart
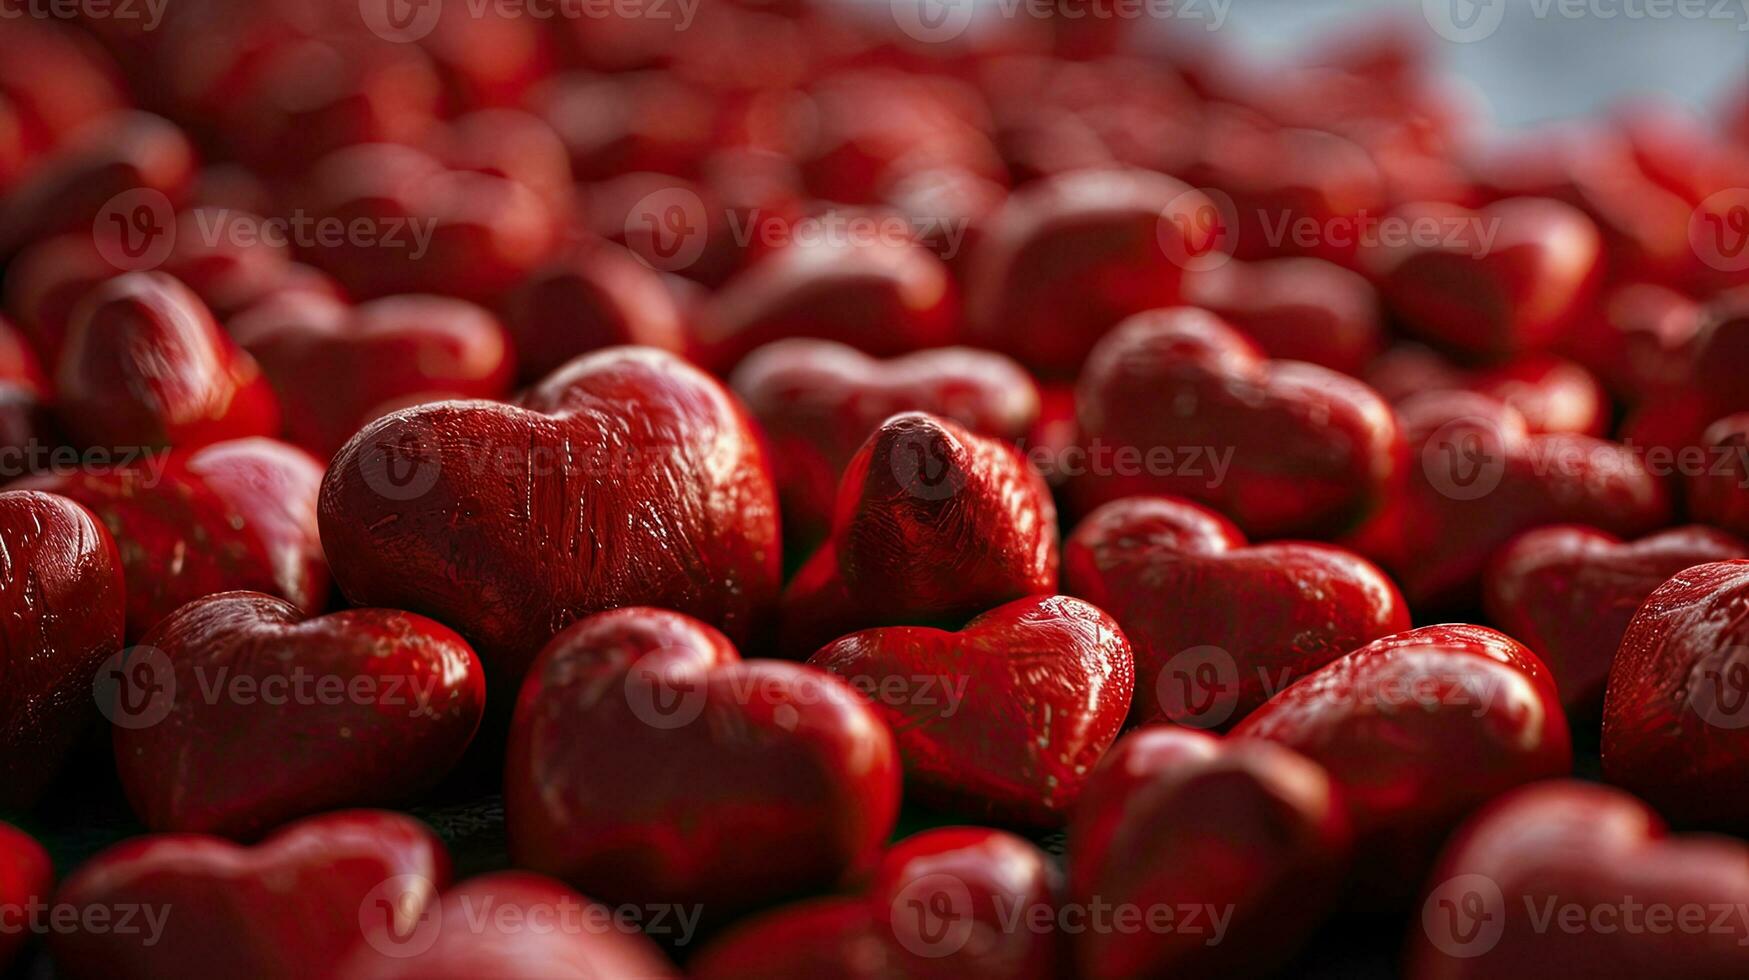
[1066,495,1409,729]
[0,823,51,971]
[505,607,899,920]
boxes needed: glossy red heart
[498,238,686,385]
[1369,197,1602,357]
[505,607,900,919]
[809,595,1132,826]
[1068,307,1403,540]
[1368,347,1609,436]
[318,347,781,683]
[230,292,515,459]
[22,437,328,641]
[54,272,279,452]
[1232,624,1572,902]
[0,489,125,807]
[1065,495,1409,730]
[335,872,678,980]
[964,169,1216,377]
[1408,781,1749,980]
[49,810,449,980]
[779,411,1058,658]
[1347,392,1670,610]
[1484,525,1747,723]
[1182,256,1384,377]
[1603,560,1749,829]
[1067,727,1351,979]
[696,236,958,375]
[690,827,1061,980]
[1558,282,1699,400]
[113,591,485,839]
[1684,412,1749,538]
[730,339,1040,555]
[1620,288,1749,453]
[0,823,51,971]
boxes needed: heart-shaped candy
[1068,307,1403,539]
[779,412,1058,658]
[113,591,485,839]
[49,810,449,980]
[809,595,1133,826]
[505,607,899,919]
[1065,495,1409,729]
[319,347,782,683]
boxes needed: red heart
[690,827,1061,980]
[1348,391,1670,610]
[1068,307,1403,540]
[49,810,449,980]
[505,607,899,919]
[1369,197,1602,357]
[1067,727,1351,979]
[809,595,1133,826]
[1408,781,1749,979]
[964,169,1215,377]
[1065,495,1409,730]
[230,292,515,459]
[318,347,782,683]
[731,339,1039,555]
[1368,346,1609,436]
[0,823,51,971]
[696,236,958,375]
[1604,560,1749,829]
[113,591,485,840]
[22,437,328,641]
[499,239,686,385]
[0,489,125,807]
[1485,525,1747,723]
[1182,256,1384,377]
[779,412,1058,658]
[1685,412,1749,538]
[54,272,279,452]
[335,872,678,979]
[1232,624,1572,902]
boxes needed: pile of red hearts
[1,3,1749,978]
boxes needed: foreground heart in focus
[54,272,278,451]
[319,347,781,683]
[1348,392,1670,609]
[780,412,1058,657]
[229,292,515,459]
[505,607,899,918]
[1067,727,1351,979]
[1604,560,1749,829]
[1484,525,1747,723]
[336,872,678,979]
[1069,308,1403,539]
[1066,496,1409,729]
[1233,624,1571,902]
[0,489,124,807]
[114,592,485,840]
[1408,781,1749,980]
[50,810,449,980]
[689,826,1061,980]
[809,595,1133,826]
[22,437,329,640]
[731,339,1040,554]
